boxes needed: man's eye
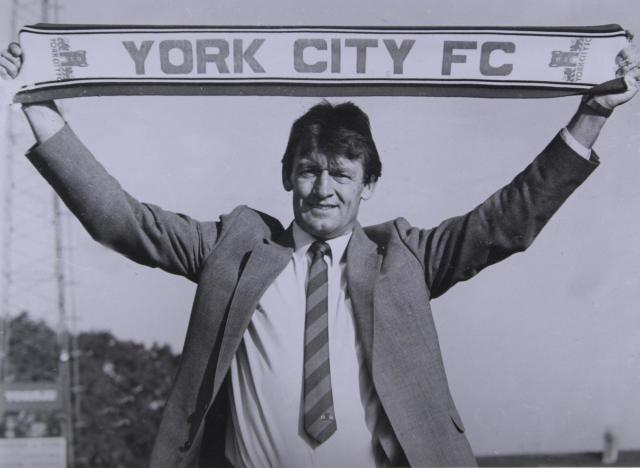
[332,173,352,182]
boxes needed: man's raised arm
[0,43,220,282]
[399,44,639,298]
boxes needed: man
[1,42,639,467]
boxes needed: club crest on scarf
[50,37,88,80]
[549,38,592,82]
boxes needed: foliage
[2,312,180,468]
[5,312,60,382]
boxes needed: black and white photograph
[0,1,639,467]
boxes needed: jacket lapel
[345,223,380,368]
[213,229,294,394]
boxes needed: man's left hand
[596,43,640,109]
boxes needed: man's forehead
[295,152,360,169]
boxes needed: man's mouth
[306,203,338,211]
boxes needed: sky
[1,0,639,457]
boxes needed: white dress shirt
[225,223,392,468]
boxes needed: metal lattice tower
[1,0,80,466]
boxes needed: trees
[2,312,180,468]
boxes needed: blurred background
[0,1,639,466]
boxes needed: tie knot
[308,241,331,261]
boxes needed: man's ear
[360,180,377,200]
[282,166,293,191]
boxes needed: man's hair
[281,101,382,184]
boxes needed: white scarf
[13,23,630,103]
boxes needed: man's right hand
[0,42,23,79]
[1,42,65,144]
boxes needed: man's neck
[292,222,352,265]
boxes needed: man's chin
[307,227,336,239]
[299,219,339,239]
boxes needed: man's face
[283,151,376,239]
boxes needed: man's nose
[313,170,332,198]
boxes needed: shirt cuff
[559,128,592,160]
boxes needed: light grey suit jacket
[27,126,598,467]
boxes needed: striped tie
[303,240,337,444]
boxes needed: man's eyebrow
[328,159,355,172]
[296,159,318,168]
[295,156,353,171]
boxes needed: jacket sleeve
[396,133,599,299]
[26,124,220,282]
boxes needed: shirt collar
[292,222,352,267]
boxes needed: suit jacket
[27,126,598,467]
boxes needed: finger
[617,71,640,105]
[1,49,22,68]
[617,43,640,60]
[0,55,19,78]
[615,56,635,71]
[0,55,19,77]
[7,42,22,57]
[615,44,640,75]
[616,44,640,71]
[616,63,640,78]
[625,67,640,89]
